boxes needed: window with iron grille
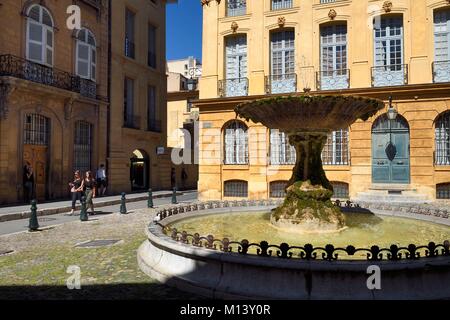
[224,180,248,197]
[331,182,349,199]
[437,183,450,199]
[73,121,92,173]
[24,114,50,145]
[322,129,349,165]
[270,129,296,165]
[224,121,248,164]
[270,181,288,198]
[435,111,450,165]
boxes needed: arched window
[270,181,288,198]
[224,121,248,165]
[76,29,97,81]
[270,129,296,165]
[322,129,349,165]
[435,111,450,165]
[224,180,248,197]
[73,121,93,173]
[26,4,54,66]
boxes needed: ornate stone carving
[231,21,239,33]
[328,9,337,20]
[383,1,393,13]
[0,83,15,120]
[200,0,211,6]
[278,16,286,28]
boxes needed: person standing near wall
[23,163,35,204]
[96,164,107,197]
[84,171,97,215]
[67,170,84,216]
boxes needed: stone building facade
[196,0,450,201]
[0,0,109,204]
[108,0,172,194]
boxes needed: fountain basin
[138,201,450,300]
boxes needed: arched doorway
[372,114,410,184]
[23,113,50,201]
[130,149,149,191]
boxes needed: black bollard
[28,200,39,232]
[171,187,178,204]
[120,192,128,214]
[80,196,88,221]
[147,188,154,208]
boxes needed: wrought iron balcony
[371,64,408,87]
[147,119,162,133]
[227,0,246,17]
[265,73,297,94]
[0,54,99,100]
[124,115,140,130]
[316,69,350,91]
[218,78,249,98]
[432,60,450,83]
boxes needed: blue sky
[166,0,203,61]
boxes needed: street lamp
[385,95,398,161]
[387,95,398,121]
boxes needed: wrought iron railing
[147,118,162,132]
[152,200,450,262]
[265,73,297,94]
[0,54,101,100]
[124,115,140,129]
[371,64,408,87]
[316,69,350,91]
[432,60,450,83]
[218,77,249,97]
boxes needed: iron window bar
[316,69,350,91]
[371,64,408,87]
[432,60,450,83]
[265,73,297,94]
[218,77,249,98]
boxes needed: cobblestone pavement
[0,205,201,300]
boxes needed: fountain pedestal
[271,131,346,234]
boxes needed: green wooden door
[372,115,410,184]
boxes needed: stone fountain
[235,95,385,234]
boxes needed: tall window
[270,30,296,93]
[125,9,135,58]
[373,16,405,86]
[270,130,296,165]
[227,0,246,17]
[322,129,349,165]
[435,111,450,165]
[224,180,248,197]
[76,29,96,81]
[148,86,159,131]
[433,10,450,83]
[320,24,348,90]
[26,5,54,66]
[148,25,157,68]
[124,78,135,128]
[224,121,248,165]
[224,35,247,97]
[24,114,50,145]
[74,121,93,173]
[272,0,292,10]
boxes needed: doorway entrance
[130,149,149,191]
[23,114,50,201]
[372,114,410,184]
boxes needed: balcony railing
[147,119,162,133]
[432,60,450,83]
[124,115,140,129]
[265,73,297,94]
[371,64,408,87]
[0,54,100,100]
[316,69,350,91]
[227,0,246,17]
[218,78,248,97]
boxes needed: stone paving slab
[0,190,191,223]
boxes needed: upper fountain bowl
[235,95,385,132]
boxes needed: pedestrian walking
[23,163,35,204]
[96,164,107,196]
[67,170,84,216]
[84,171,97,215]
